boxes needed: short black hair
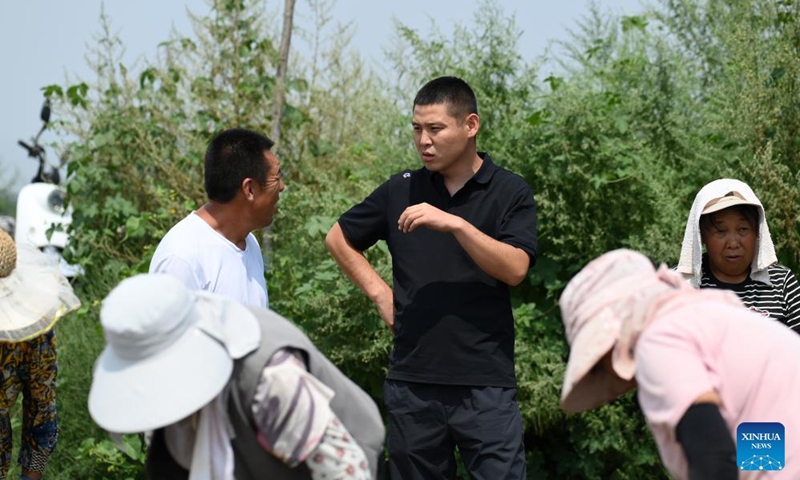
[204,128,275,203]
[413,76,478,121]
[699,204,760,236]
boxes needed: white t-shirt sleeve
[149,254,203,292]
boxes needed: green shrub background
[3,0,798,478]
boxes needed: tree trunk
[270,0,296,150]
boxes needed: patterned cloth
[0,330,58,479]
[252,348,370,480]
[307,417,370,480]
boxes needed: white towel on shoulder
[677,178,777,287]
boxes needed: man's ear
[241,178,257,201]
[465,113,480,139]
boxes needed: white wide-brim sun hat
[0,230,80,342]
[88,274,260,434]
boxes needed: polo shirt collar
[427,151,497,184]
[473,152,497,184]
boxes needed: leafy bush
[33,0,800,478]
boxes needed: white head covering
[88,273,260,433]
[0,229,80,341]
[677,178,777,287]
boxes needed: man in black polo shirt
[325,76,537,479]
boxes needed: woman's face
[701,208,757,283]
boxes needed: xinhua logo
[737,422,785,471]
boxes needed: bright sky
[0,0,643,193]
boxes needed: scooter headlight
[47,189,66,214]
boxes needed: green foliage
[265,0,412,400]
[385,5,671,476]
[654,0,800,270]
[18,304,118,479]
[76,435,147,480]
[34,0,800,478]
[43,1,295,477]
[0,175,16,217]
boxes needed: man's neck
[196,203,250,250]
[441,151,483,197]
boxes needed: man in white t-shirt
[150,128,285,307]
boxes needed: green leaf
[140,68,157,89]
[42,84,64,98]
[526,109,550,126]
[621,15,648,33]
[544,76,564,92]
[615,116,629,134]
[66,83,89,107]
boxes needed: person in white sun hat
[0,229,80,480]
[88,274,385,480]
[560,248,800,480]
[677,178,800,331]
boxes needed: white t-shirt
[149,212,268,307]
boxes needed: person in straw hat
[560,248,800,480]
[88,274,385,480]
[0,230,80,480]
[677,178,800,331]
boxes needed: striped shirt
[699,256,800,332]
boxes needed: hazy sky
[0,0,643,192]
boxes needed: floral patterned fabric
[307,417,370,480]
[0,330,58,479]
[252,348,371,479]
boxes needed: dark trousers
[384,379,526,480]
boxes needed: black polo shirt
[338,153,538,387]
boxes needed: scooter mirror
[40,99,51,124]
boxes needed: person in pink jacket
[559,249,800,479]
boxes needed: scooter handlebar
[18,140,43,158]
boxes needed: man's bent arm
[451,218,530,286]
[397,202,531,286]
[325,222,394,329]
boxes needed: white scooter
[15,99,82,278]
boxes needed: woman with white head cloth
[560,249,800,480]
[677,178,800,330]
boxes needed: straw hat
[700,191,760,215]
[88,274,260,433]
[0,230,80,342]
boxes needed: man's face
[253,151,285,228]
[412,103,475,176]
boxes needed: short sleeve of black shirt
[497,180,537,268]
[337,179,393,252]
